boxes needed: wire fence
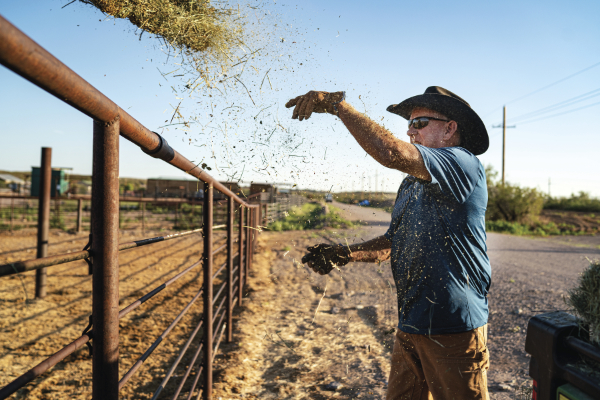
[0,194,306,234]
[0,14,303,400]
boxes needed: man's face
[407,107,451,149]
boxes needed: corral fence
[0,15,290,400]
[0,193,306,233]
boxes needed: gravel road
[213,202,599,399]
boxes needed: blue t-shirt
[384,145,491,335]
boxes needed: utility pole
[502,106,506,185]
[375,171,378,197]
[548,178,551,197]
[493,106,516,185]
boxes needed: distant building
[31,168,70,197]
[250,183,278,203]
[0,174,25,194]
[214,182,245,200]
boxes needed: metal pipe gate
[0,14,261,400]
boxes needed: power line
[481,62,600,118]
[516,100,600,125]
[481,60,600,118]
[510,88,600,122]
[505,60,600,105]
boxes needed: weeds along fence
[0,15,270,400]
[0,193,306,233]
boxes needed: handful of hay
[568,260,600,346]
[80,0,242,55]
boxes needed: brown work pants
[386,325,489,400]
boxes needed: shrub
[485,166,544,223]
[267,203,354,232]
[569,260,600,346]
[485,220,582,236]
[545,191,600,213]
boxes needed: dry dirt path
[213,202,599,400]
[0,228,228,399]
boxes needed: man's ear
[445,121,459,141]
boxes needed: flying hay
[79,0,242,57]
[568,260,600,346]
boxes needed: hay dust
[70,0,375,190]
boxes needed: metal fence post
[252,208,257,265]
[77,198,83,233]
[245,207,250,281]
[248,207,254,272]
[35,147,51,299]
[203,181,213,400]
[226,196,234,343]
[9,196,14,231]
[238,205,244,307]
[141,201,145,235]
[91,117,120,400]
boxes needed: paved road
[331,201,599,397]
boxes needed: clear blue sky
[1,0,599,197]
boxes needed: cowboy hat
[387,86,489,155]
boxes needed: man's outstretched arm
[346,235,392,263]
[337,101,430,180]
[302,235,392,275]
[285,90,430,180]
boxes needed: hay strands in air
[79,0,243,57]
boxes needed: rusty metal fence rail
[0,14,263,400]
[0,194,235,233]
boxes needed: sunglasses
[408,116,450,130]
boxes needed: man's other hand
[285,91,345,121]
[301,243,351,275]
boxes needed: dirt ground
[209,203,599,400]
[1,203,599,399]
[539,209,600,234]
[0,227,230,399]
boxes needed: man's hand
[285,91,345,121]
[301,243,351,275]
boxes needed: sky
[1,0,599,197]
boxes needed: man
[285,87,491,400]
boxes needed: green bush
[545,192,600,213]
[485,220,583,236]
[485,166,544,223]
[569,260,600,346]
[50,213,66,230]
[267,203,354,231]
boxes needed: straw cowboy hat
[387,86,489,155]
